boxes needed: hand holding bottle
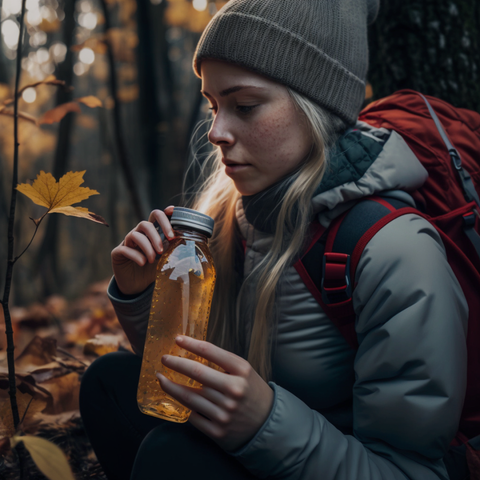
[157,335,275,452]
[111,206,175,296]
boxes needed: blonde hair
[186,89,346,380]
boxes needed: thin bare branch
[13,213,47,264]
[2,0,27,432]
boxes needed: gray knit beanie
[193,0,380,125]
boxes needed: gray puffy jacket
[108,124,468,480]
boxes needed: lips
[222,158,247,167]
[222,158,251,175]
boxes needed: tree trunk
[368,0,480,111]
[135,0,164,210]
[34,0,77,297]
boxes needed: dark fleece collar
[242,130,385,234]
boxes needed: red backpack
[294,90,480,471]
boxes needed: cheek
[250,112,296,156]
[250,111,309,167]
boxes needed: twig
[57,347,88,367]
[13,214,46,264]
[2,0,27,432]
[19,395,34,426]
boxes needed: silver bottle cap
[171,207,214,238]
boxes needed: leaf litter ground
[0,278,131,479]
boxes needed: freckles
[257,109,290,150]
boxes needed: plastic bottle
[137,207,216,423]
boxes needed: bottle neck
[172,227,209,243]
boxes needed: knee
[80,351,141,407]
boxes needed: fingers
[148,208,174,239]
[161,354,228,394]
[118,208,175,265]
[173,336,249,377]
[157,374,227,425]
[112,243,151,267]
[124,231,158,264]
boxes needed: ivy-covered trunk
[368,0,480,111]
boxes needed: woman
[80,1,468,479]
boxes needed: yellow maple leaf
[16,171,108,226]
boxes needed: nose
[208,113,235,147]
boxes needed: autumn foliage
[17,170,107,226]
[0,280,131,478]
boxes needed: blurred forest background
[0,0,227,307]
[0,0,478,308]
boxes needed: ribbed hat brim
[193,12,366,125]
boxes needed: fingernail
[162,355,169,363]
[175,336,183,343]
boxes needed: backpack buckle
[321,253,352,305]
[464,212,476,228]
[449,149,463,170]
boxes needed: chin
[233,183,262,196]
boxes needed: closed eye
[236,105,259,114]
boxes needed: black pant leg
[131,421,257,480]
[80,351,166,480]
[80,350,258,480]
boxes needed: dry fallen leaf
[40,372,80,414]
[38,96,102,125]
[39,101,81,125]
[0,391,47,438]
[77,96,103,108]
[16,171,108,226]
[11,434,76,480]
[83,334,121,357]
[15,336,57,369]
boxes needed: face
[201,60,313,196]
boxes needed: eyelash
[209,105,259,115]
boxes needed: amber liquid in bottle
[137,229,216,423]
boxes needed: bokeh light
[193,0,208,12]
[74,62,87,76]
[30,30,47,47]
[2,19,20,49]
[40,5,57,21]
[78,12,97,30]
[79,47,95,65]
[2,0,22,16]
[26,9,42,26]
[51,42,67,63]
[26,0,39,10]
[80,0,92,13]
[22,87,37,104]
[36,47,50,63]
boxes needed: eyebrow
[201,86,265,98]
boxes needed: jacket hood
[241,122,428,233]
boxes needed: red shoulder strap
[294,197,410,350]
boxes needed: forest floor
[0,279,130,479]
